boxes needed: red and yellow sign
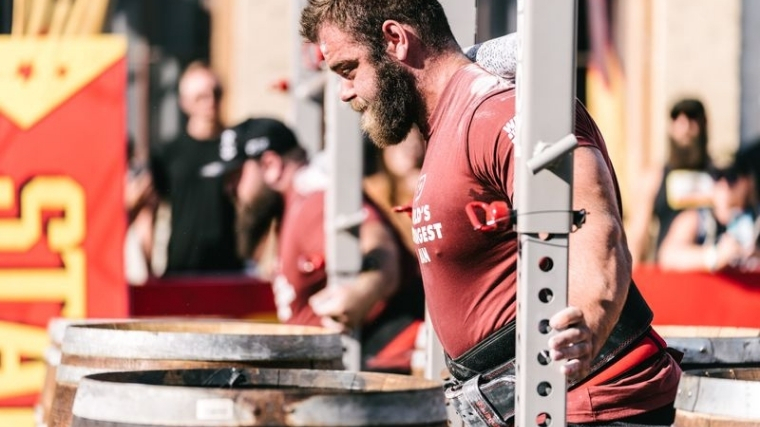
[0,35,128,425]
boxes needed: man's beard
[235,186,284,260]
[355,59,424,148]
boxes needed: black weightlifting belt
[443,282,654,426]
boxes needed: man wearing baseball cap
[224,117,425,373]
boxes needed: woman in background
[627,98,714,266]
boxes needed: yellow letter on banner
[0,321,48,399]
[0,176,87,318]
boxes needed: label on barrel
[196,398,235,421]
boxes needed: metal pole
[323,72,363,372]
[514,0,578,426]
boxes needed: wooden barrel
[70,368,448,426]
[50,320,344,427]
[37,318,135,427]
[674,367,760,426]
[657,325,760,370]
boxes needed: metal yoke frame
[514,1,578,426]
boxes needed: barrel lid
[61,319,344,361]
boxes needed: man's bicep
[568,146,631,339]
[571,146,623,221]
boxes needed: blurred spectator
[658,159,759,272]
[148,61,243,275]
[223,119,287,278]
[225,117,426,374]
[363,126,425,254]
[627,98,714,266]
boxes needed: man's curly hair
[299,0,459,64]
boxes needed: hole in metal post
[537,381,552,396]
[537,350,551,365]
[537,412,552,427]
[538,319,551,334]
[538,288,553,303]
[538,257,554,271]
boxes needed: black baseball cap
[218,117,300,174]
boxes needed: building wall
[650,0,741,166]
[212,0,293,127]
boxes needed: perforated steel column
[514,1,578,426]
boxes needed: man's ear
[259,151,284,186]
[382,20,409,61]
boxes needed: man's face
[236,160,267,206]
[179,70,221,121]
[319,24,422,148]
[669,113,700,147]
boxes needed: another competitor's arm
[309,219,401,332]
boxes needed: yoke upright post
[514,1,578,426]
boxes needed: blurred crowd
[627,98,760,273]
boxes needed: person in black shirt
[149,61,243,274]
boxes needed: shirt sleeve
[466,91,518,204]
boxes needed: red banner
[0,36,128,422]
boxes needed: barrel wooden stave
[39,318,138,427]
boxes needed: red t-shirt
[416,64,679,422]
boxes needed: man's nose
[339,79,355,102]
